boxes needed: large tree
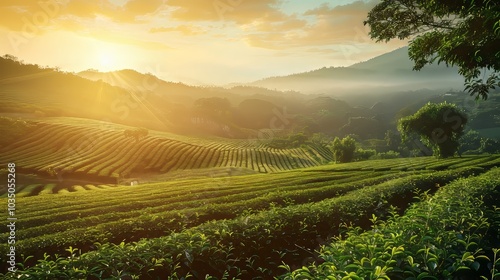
[364,0,500,100]
[398,102,467,158]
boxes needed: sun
[89,41,138,73]
[98,52,116,71]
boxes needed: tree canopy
[330,136,357,163]
[364,0,500,100]
[398,102,467,158]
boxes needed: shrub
[330,136,357,163]
[354,148,377,161]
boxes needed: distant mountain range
[3,48,492,139]
[247,47,465,94]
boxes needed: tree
[311,132,330,145]
[364,0,500,100]
[459,130,482,154]
[384,129,401,152]
[398,102,467,158]
[288,132,308,147]
[194,97,231,118]
[330,136,357,163]
[480,138,500,154]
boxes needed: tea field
[0,117,332,191]
[1,155,499,279]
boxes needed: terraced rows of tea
[0,183,117,197]
[0,119,332,184]
[2,156,500,266]
[2,155,499,279]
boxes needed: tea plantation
[1,155,499,279]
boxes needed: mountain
[4,52,493,142]
[77,69,218,106]
[0,57,173,130]
[0,57,319,138]
[249,47,465,94]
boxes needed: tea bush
[279,168,500,279]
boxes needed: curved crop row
[280,167,500,280]
[0,121,335,185]
[0,166,485,279]
[5,171,396,242]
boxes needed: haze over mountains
[78,46,465,97]
[3,46,492,140]
[248,47,465,94]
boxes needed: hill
[249,47,465,94]
[0,117,332,189]
[0,56,173,131]
[2,54,499,144]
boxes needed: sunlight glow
[98,51,117,71]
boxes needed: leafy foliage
[398,102,467,158]
[0,163,487,279]
[459,130,482,154]
[364,0,500,100]
[330,136,357,163]
[280,167,500,280]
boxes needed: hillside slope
[250,47,465,94]
[0,117,332,185]
[0,56,173,130]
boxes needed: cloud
[117,0,165,22]
[167,0,286,24]
[0,0,63,32]
[244,0,387,50]
[63,0,165,23]
[150,24,204,35]
[0,0,166,33]
[89,29,174,50]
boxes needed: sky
[0,0,407,85]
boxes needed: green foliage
[371,151,401,160]
[280,168,500,279]
[0,163,486,279]
[385,130,402,152]
[340,117,385,139]
[330,136,357,163]
[354,148,377,161]
[480,138,500,154]
[288,132,308,146]
[459,130,482,154]
[311,132,330,145]
[269,132,309,149]
[398,102,467,158]
[364,0,500,100]
[0,120,333,186]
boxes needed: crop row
[0,121,332,181]
[0,166,485,279]
[2,170,407,257]
[0,183,117,197]
[1,155,498,199]
[281,167,500,279]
